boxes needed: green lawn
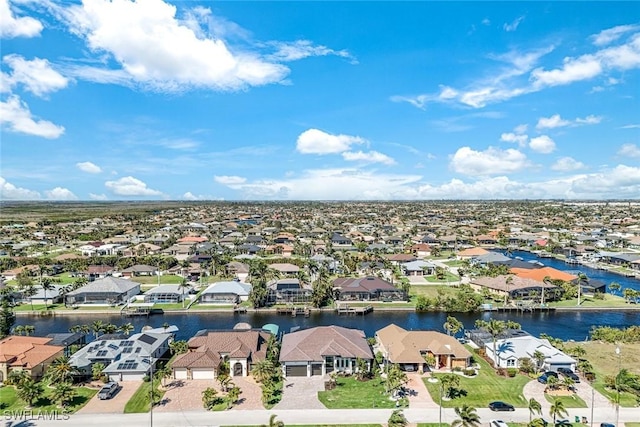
[124,380,165,413]
[188,304,235,310]
[409,284,458,298]
[548,294,630,308]
[0,383,97,414]
[318,376,397,409]
[544,393,587,408]
[424,273,460,283]
[424,353,530,408]
[131,275,183,285]
[13,303,63,312]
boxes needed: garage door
[311,364,322,376]
[174,368,187,380]
[286,365,307,377]
[192,368,215,379]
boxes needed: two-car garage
[173,368,215,380]
[284,363,323,377]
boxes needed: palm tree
[24,325,35,336]
[46,356,77,384]
[91,320,105,339]
[102,323,118,334]
[226,385,242,409]
[451,404,481,427]
[252,359,275,383]
[528,397,542,422]
[260,414,284,427]
[443,315,464,337]
[178,278,191,308]
[119,322,134,336]
[169,340,188,355]
[388,409,408,427]
[549,398,569,425]
[545,375,559,392]
[609,282,621,295]
[474,318,507,367]
[533,350,546,373]
[16,378,43,408]
[13,325,25,335]
[41,277,55,310]
[92,362,106,381]
[51,382,76,408]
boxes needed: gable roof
[66,277,139,295]
[279,326,373,363]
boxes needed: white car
[490,420,509,427]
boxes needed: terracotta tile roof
[510,267,577,282]
[0,336,63,369]
[280,326,373,363]
[376,324,471,364]
[457,247,489,257]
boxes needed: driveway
[273,376,326,409]
[523,379,549,409]
[77,381,142,414]
[155,377,264,412]
[407,373,438,409]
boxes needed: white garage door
[192,368,215,379]
[174,368,187,380]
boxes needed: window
[506,359,516,367]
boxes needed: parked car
[537,371,559,384]
[98,382,120,400]
[557,367,581,383]
[600,424,615,427]
[490,420,509,427]
[488,401,515,411]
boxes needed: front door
[233,362,243,376]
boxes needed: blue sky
[1,0,639,201]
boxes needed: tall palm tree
[16,378,43,408]
[51,382,76,408]
[252,359,275,383]
[474,318,507,367]
[451,404,481,427]
[533,350,546,373]
[46,356,77,384]
[119,322,134,336]
[528,397,542,422]
[91,320,105,339]
[443,315,463,336]
[102,323,118,334]
[549,399,569,425]
[178,278,191,308]
[41,277,55,310]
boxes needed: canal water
[509,250,640,293]
[15,309,639,343]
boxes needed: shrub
[507,368,518,377]
[463,368,476,377]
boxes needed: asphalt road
[6,405,640,427]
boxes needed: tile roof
[280,326,373,363]
[0,336,63,369]
[332,276,396,292]
[510,267,577,282]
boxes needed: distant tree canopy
[590,325,640,343]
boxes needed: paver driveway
[274,376,326,409]
[155,377,264,413]
[407,373,437,409]
[77,381,142,414]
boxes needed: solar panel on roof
[122,348,133,353]
[138,334,157,345]
[135,347,142,353]
[108,344,118,350]
[96,350,108,357]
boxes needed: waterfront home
[471,251,512,266]
[332,276,406,301]
[279,326,373,377]
[171,329,270,379]
[484,334,576,372]
[268,278,312,303]
[70,332,171,381]
[456,247,489,260]
[23,284,65,305]
[0,336,63,381]
[143,284,194,304]
[510,267,577,283]
[375,324,471,372]
[65,277,141,306]
[469,275,560,301]
[199,280,251,304]
[45,332,87,357]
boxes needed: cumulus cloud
[2,55,69,97]
[76,161,102,174]
[45,187,78,200]
[104,176,163,196]
[570,165,640,197]
[618,143,640,158]
[500,132,528,147]
[183,191,220,200]
[536,114,602,129]
[57,0,288,92]
[89,193,108,200]
[551,157,586,171]
[0,95,65,138]
[591,24,640,46]
[214,175,246,185]
[0,176,40,200]
[529,135,556,154]
[341,150,396,165]
[450,146,529,176]
[0,0,43,39]
[296,128,366,154]
[267,40,355,63]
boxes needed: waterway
[509,250,640,292]
[15,309,639,343]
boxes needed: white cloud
[529,135,556,154]
[45,187,78,200]
[89,193,108,200]
[450,146,529,176]
[551,157,586,171]
[341,150,396,165]
[296,128,366,154]
[536,114,603,129]
[267,40,355,63]
[0,0,43,39]
[500,132,528,147]
[60,0,288,92]
[183,191,219,200]
[618,143,640,158]
[531,55,603,87]
[76,161,102,174]
[0,176,40,200]
[591,24,640,46]
[2,55,69,97]
[503,16,524,32]
[0,95,65,138]
[105,176,163,196]
[514,124,528,134]
[214,175,246,185]
[570,165,640,197]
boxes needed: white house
[484,335,576,372]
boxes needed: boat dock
[276,306,310,317]
[496,305,555,313]
[121,302,155,317]
[335,304,373,316]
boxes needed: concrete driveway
[77,381,142,414]
[273,376,326,409]
[406,373,438,409]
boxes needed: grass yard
[124,380,165,413]
[424,273,460,283]
[424,352,530,408]
[13,303,63,312]
[544,393,587,407]
[130,275,183,285]
[569,341,640,407]
[549,294,629,308]
[409,284,458,298]
[318,376,397,409]
[0,383,97,414]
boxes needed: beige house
[375,324,471,372]
[0,336,64,381]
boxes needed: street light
[615,346,621,427]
